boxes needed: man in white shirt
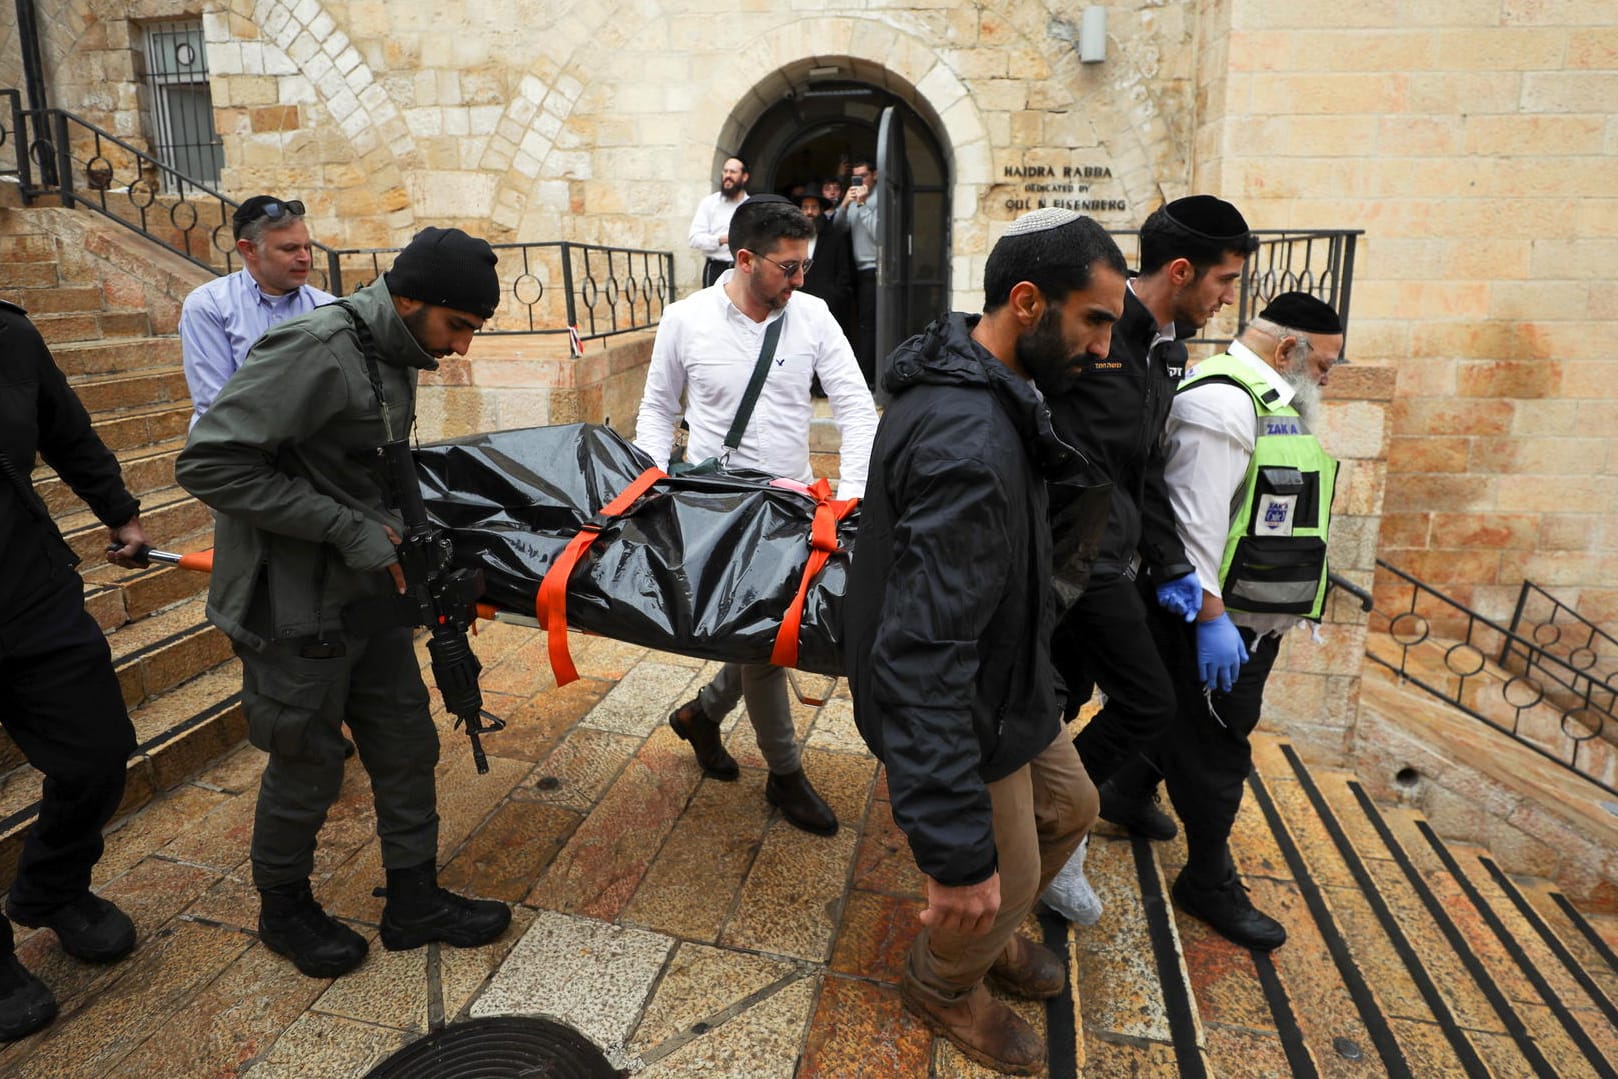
[687,156,750,288]
[636,195,878,835]
[180,195,335,428]
[1121,292,1344,951]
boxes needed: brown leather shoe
[987,933,1065,1000]
[764,768,839,836]
[668,698,739,781]
[900,977,1046,1075]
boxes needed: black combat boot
[379,863,511,952]
[6,892,136,963]
[0,952,55,1042]
[258,880,368,978]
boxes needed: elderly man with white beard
[1100,291,1344,951]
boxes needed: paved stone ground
[0,621,1059,1078]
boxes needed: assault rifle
[129,438,505,774]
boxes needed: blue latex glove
[1155,572,1202,623]
[1196,614,1249,694]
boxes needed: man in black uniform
[0,300,145,1039]
[1042,196,1257,922]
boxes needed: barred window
[139,20,223,192]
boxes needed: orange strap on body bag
[535,466,666,685]
[771,478,859,669]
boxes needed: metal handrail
[3,100,674,342]
[1368,560,1618,798]
[1503,580,1618,719]
[1106,227,1363,349]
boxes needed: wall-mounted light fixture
[1079,6,1107,63]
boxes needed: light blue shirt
[180,269,334,427]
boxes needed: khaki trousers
[908,731,1097,1001]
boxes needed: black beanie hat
[1259,291,1342,334]
[384,227,500,319]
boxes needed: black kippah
[742,194,794,206]
[1259,291,1342,334]
[1162,194,1249,241]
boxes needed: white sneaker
[1042,835,1103,926]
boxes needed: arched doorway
[736,78,951,360]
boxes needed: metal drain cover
[363,1016,620,1079]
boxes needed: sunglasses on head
[234,198,306,238]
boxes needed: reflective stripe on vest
[1179,353,1339,619]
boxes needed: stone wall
[8,0,1200,305]
[1193,0,1618,628]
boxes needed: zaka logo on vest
[1263,419,1300,436]
[1264,501,1289,526]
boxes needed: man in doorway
[836,158,881,385]
[793,191,853,344]
[180,194,334,427]
[176,227,512,980]
[688,155,750,288]
[844,208,1123,1075]
[1042,195,1258,923]
[637,195,877,836]
[1114,292,1344,951]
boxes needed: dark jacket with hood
[1046,286,1192,583]
[843,312,1087,887]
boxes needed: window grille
[140,19,223,192]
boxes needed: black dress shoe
[7,893,136,963]
[765,768,838,836]
[1098,781,1178,841]
[1171,870,1287,951]
[0,953,56,1041]
[669,698,740,781]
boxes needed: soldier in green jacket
[176,228,511,978]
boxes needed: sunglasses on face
[754,252,814,278]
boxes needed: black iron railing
[1107,228,1362,351]
[1368,560,1618,798]
[2,97,673,342]
[1502,581,1618,718]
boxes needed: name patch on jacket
[1263,418,1301,436]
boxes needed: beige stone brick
[1407,71,1523,114]
[1496,474,1618,514]
[1380,512,1434,549]
[1486,282,1587,321]
[1522,71,1618,113]
[1430,512,1542,550]
[1231,0,1399,30]
[1566,27,1618,68]
[1231,29,1436,72]
[1434,27,1569,70]
[1248,72,1410,114]
[1318,400,1386,460]
[1464,114,1607,157]
[1381,473,1494,513]
[1455,359,1561,399]
[1391,397,1515,437]
[1397,0,1511,25]
[1539,515,1598,551]
[1389,435,1470,474]
[1394,547,1503,586]
[1510,400,1583,437]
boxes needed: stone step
[0,661,245,892]
[1262,747,1612,1077]
[69,366,191,416]
[89,399,191,454]
[37,434,187,515]
[2,283,103,314]
[1377,808,1618,1074]
[48,335,182,378]
[32,310,106,344]
[106,595,232,712]
[58,484,210,567]
[0,232,57,261]
[81,525,214,631]
[2,262,61,288]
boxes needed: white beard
[1283,365,1323,431]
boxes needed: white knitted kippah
[1003,207,1082,236]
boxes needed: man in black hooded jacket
[844,209,1124,1075]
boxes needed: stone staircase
[1067,734,1618,1077]
[0,204,241,885]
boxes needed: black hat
[231,195,305,240]
[1259,291,1342,335]
[383,227,501,319]
[1161,194,1250,241]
